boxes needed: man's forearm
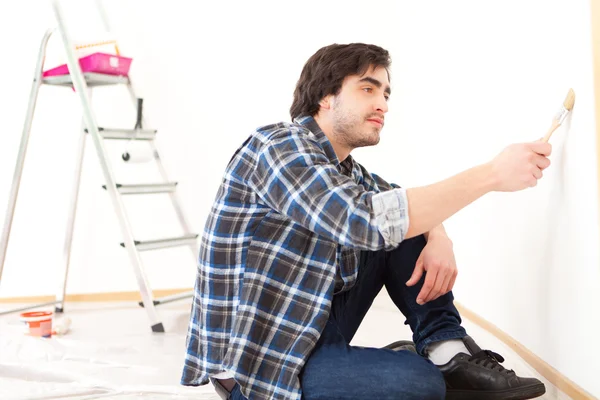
[404,163,496,239]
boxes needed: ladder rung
[86,127,157,140]
[102,183,178,194]
[120,234,198,251]
[42,72,129,87]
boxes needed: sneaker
[437,336,546,400]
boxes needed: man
[182,43,551,400]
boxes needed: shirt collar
[293,115,355,169]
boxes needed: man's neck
[313,114,351,163]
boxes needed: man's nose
[375,96,388,113]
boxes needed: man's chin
[370,131,381,145]
[353,137,380,148]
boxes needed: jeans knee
[382,357,446,400]
[393,360,445,400]
[420,363,446,400]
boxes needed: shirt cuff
[372,188,409,249]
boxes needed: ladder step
[42,72,129,87]
[120,234,198,251]
[102,183,177,194]
[85,127,157,140]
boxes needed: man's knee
[394,358,446,400]
[415,361,446,399]
[361,354,446,400]
[301,347,446,400]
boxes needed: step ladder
[0,0,198,332]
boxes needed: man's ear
[319,94,332,110]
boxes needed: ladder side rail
[52,0,163,331]
[56,115,89,313]
[0,29,55,285]
[125,84,199,260]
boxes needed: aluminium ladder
[0,0,198,332]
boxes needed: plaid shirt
[181,115,409,399]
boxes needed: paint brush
[542,88,575,142]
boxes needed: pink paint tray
[42,52,132,77]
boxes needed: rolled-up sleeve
[372,188,410,249]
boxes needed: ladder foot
[55,306,64,313]
[138,300,160,307]
[151,322,165,333]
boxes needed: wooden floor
[0,292,572,399]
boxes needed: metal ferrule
[554,106,569,125]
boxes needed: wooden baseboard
[592,0,600,236]
[455,302,595,400]
[0,287,193,304]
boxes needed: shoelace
[468,350,515,375]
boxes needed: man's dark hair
[290,43,391,120]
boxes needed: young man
[181,43,551,400]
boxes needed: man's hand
[490,141,552,192]
[406,234,457,305]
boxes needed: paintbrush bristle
[563,88,575,111]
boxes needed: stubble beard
[331,99,381,150]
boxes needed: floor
[0,292,572,400]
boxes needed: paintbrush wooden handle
[542,119,559,142]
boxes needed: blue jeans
[229,235,468,399]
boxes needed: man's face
[329,65,390,150]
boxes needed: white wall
[0,0,598,397]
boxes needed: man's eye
[384,95,390,101]
[363,87,373,93]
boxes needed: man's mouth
[366,118,384,127]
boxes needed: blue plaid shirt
[181,115,409,399]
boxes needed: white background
[0,0,598,397]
